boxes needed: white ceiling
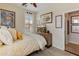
[13,3,79,12]
[26,3,53,12]
[16,3,54,12]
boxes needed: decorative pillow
[8,28,17,41]
[0,40,3,46]
[0,28,13,45]
[16,32,23,40]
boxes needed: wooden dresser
[39,33,52,48]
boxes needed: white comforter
[26,33,47,50]
[0,33,47,56]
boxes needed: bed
[0,32,47,56]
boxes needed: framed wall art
[0,9,15,28]
[55,15,62,28]
[40,12,52,23]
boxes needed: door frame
[64,13,68,51]
[64,10,79,55]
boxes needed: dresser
[39,33,52,48]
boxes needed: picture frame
[55,15,62,28]
[40,12,52,23]
[71,16,79,33]
[0,9,15,28]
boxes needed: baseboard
[69,41,79,45]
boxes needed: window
[25,12,33,32]
[71,16,79,33]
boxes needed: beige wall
[0,4,25,33]
[37,3,79,50]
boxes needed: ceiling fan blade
[31,3,37,8]
[22,3,37,8]
[22,3,27,6]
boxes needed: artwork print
[40,12,52,23]
[0,9,15,28]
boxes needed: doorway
[65,11,79,55]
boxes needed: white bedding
[0,33,47,56]
[26,33,47,50]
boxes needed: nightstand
[39,33,52,48]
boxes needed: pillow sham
[8,28,17,41]
[1,26,7,30]
[0,28,13,45]
[0,40,3,46]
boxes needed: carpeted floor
[30,47,75,56]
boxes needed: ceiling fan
[22,3,37,8]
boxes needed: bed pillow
[0,28,13,45]
[0,40,3,46]
[1,26,7,30]
[16,32,23,40]
[8,28,17,41]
